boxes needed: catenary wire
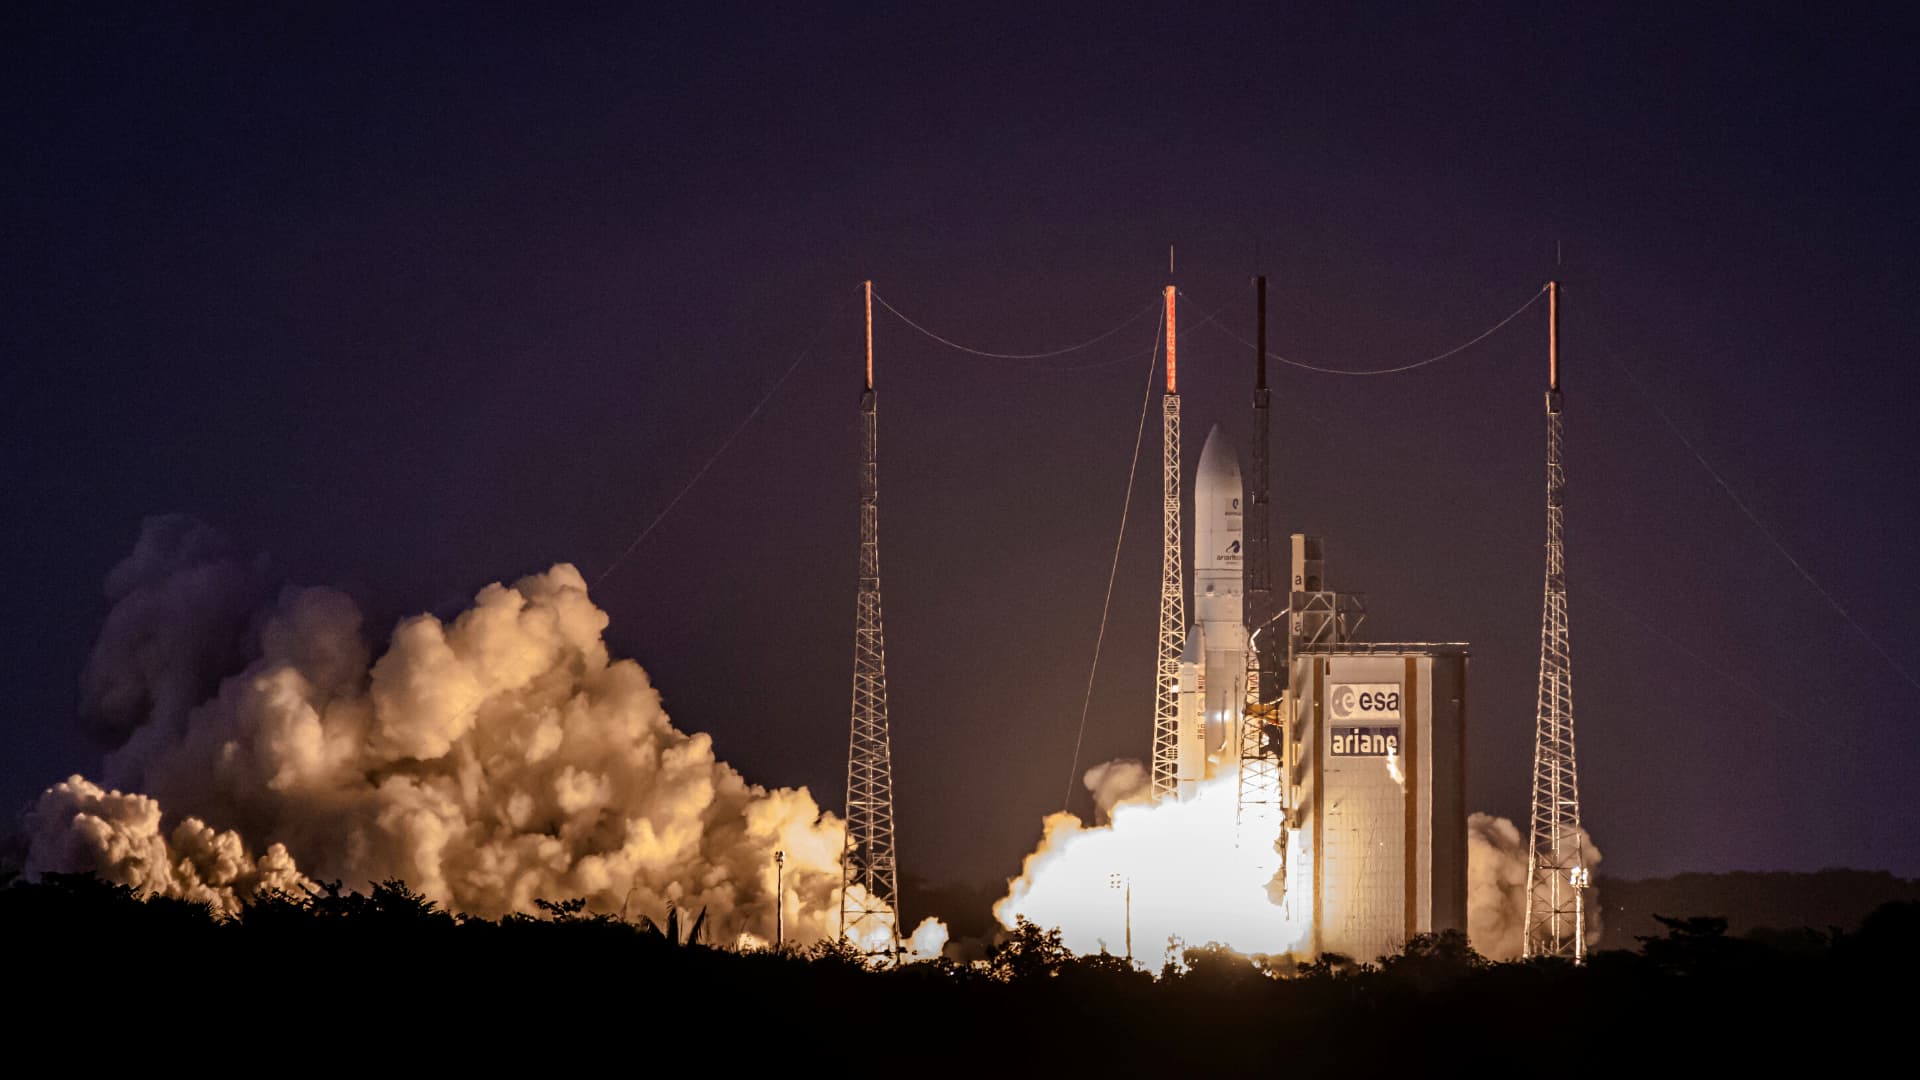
[593,292,850,588]
[873,290,1159,361]
[1062,307,1165,812]
[1185,284,1547,375]
[1603,348,1920,697]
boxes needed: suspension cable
[1604,349,1920,697]
[1062,306,1165,812]
[593,291,851,588]
[1185,285,1547,375]
[873,290,1159,361]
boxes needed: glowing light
[997,774,1308,963]
[840,884,950,962]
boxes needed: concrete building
[1279,536,1469,961]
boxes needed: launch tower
[1237,276,1285,844]
[1523,281,1588,961]
[842,280,901,957]
[1150,285,1186,802]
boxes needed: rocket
[1176,425,1247,798]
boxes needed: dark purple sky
[5,4,1917,887]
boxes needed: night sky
[6,5,1917,890]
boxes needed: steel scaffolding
[1523,281,1587,961]
[1150,286,1186,802]
[842,280,901,958]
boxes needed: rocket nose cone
[1196,424,1241,486]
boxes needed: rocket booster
[1177,425,1247,797]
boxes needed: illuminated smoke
[904,913,951,960]
[1001,764,1598,964]
[26,516,948,952]
[995,761,1309,961]
[1466,811,1602,960]
[25,776,309,915]
[1081,759,1152,824]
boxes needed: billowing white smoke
[995,761,1309,962]
[27,777,309,914]
[1081,759,1151,824]
[26,516,946,952]
[1466,811,1602,960]
[997,760,1597,965]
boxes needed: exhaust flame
[996,762,1309,962]
[24,516,950,953]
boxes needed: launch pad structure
[1150,285,1186,803]
[1153,276,1473,962]
[841,280,902,958]
[1523,281,1589,961]
[832,269,1578,963]
[1235,277,1283,853]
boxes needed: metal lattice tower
[1523,280,1587,961]
[1150,285,1186,802]
[841,280,901,957]
[1237,276,1285,842]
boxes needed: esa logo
[1329,683,1402,720]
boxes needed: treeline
[5,874,1912,1071]
[1598,869,1920,942]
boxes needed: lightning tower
[1237,275,1285,842]
[1523,280,1588,960]
[1150,284,1186,801]
[841,279,901,957]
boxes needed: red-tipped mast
[1547,280,1560,393]
[864,279,875,391]
[1164,285,1178,393]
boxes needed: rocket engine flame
[25,516,950,953]
[997,762,1309,962]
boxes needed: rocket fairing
[1176,425,1247,798]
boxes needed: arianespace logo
[1331,726,1400,756]
[1329,683,1402,721]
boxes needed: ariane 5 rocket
[1176,424,1247,798]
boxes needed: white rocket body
[1177,425,1246,798]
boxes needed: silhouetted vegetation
[4,875,1911,1070]
[1599,869,1920,941]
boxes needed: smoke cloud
[1081,759,1151,824]
[1466,811,1602,960]
[1000,767,1600,964]
[27,516,940,950]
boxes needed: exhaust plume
[27,516,944,951]
[1001,767,1599,963]
[996,761,1309,961]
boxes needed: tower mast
[842,279,901,957]
[1237,275,1285,843]
[1150,284,1186,801]
[1523,280,1587,960]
